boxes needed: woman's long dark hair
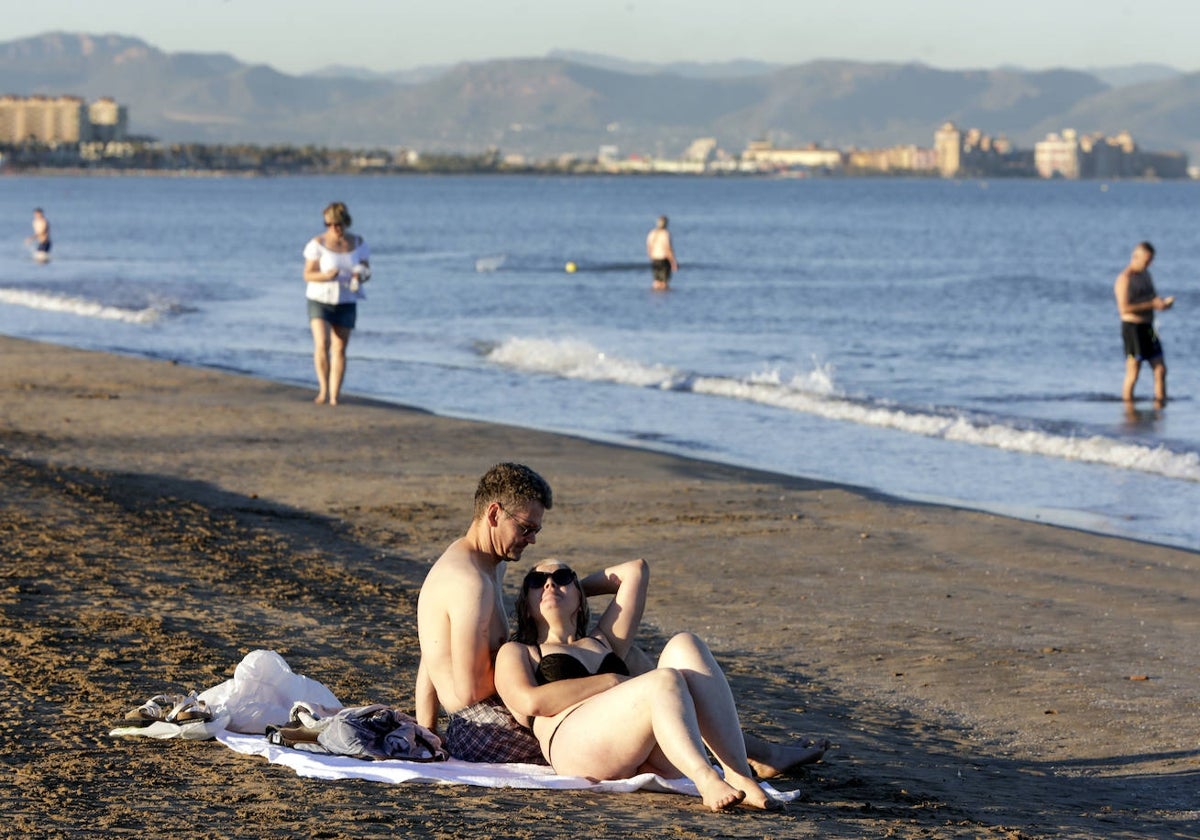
[512,566,590,644]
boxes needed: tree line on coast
[0,142,545,176]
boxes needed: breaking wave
[0,288,176,325]
[486,337,1200,482]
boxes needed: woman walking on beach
[494,558,780,812]
[303,201,370,405]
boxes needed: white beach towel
[111,649,801,801]
[216,731,802,801]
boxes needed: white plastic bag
[198,650,341,734]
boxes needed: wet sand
[1,335,1197,839]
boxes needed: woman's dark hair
[512,566,589,644]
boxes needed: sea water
[1,174,1198,549]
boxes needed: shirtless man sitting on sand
[415,462,829,772]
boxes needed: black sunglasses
[524,568,576,589]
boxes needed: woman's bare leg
[328,325,351,406]
[310,319,330,404]
[546,669,745,812]
[632,638,828,777]
[656,632,778,809]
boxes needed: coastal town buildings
[933,122,1028,177]
[0,95,87,144]
[1034,129,1085,179]
[733,123,1186,180]
[740,140,845,172]
[87,98,129,143]
[846,144,937,174]
[934,122,962,178]
[0,94,128,145]
[1034,128,1188,179]
[682,137,719,164]
[0,91,1190,179]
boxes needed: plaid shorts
[444,696,546,765]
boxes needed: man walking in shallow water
[646,215,678,290]
[28,208,51,263]
[1114,241,1174,406]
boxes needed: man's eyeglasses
[524,568,576,589]
[500,505,542,537]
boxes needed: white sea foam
[487,337,1200,482]
[474,254,507,272]
[0,288,166,324]
[487,337,685,388]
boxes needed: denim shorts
[307,300,357,329]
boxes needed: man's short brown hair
[473,463,553,519]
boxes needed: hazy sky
[7,0,1199,75]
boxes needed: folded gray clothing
[267,703,447,762]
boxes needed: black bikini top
[534,643,630,686]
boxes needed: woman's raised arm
[581,558,647,657]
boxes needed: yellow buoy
[565,261,577,273]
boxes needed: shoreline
[3,334,1198,838]
[30,333,1195,554]
[215,367,1200,555]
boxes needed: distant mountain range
[3,32,1197,160]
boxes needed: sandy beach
[2,334,1197,839]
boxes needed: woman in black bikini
[493,559,778,812]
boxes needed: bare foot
[747,736,830,779]
[724,770,782,810]
[695,773,746,812]
[314,392,327,404]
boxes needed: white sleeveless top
[303,235,370,305]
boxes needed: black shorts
[308,300,357,329]
[651,259,672,284]
[1122,321,1163,362]
[37,240,51,253]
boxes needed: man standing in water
[28,208,51,262]
[416,462,829,772]
[1114,241,1174,405]
[646,215,678,290]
